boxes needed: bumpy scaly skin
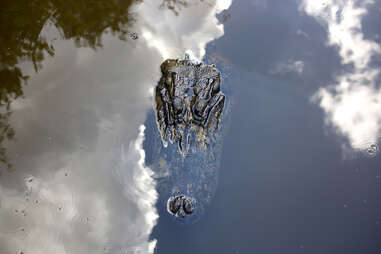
[153,57,225,220]
[155,58,225,155]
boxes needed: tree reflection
[160,0,205,16]
[0,0,139,169]
[160,0,189,15]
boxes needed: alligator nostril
[167,196,182,215]
[183,198,195,214]
[167,195,196,218]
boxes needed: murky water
[1,0,381,253]
[0,0,231,253]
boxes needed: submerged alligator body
[152,56,226,222]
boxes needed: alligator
[151,55,226,222]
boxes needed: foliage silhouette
[0,0,139,170]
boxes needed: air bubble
[364,143,379,158]
[129,32,138,40]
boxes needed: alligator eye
[211,78,220,94]
[194,100,207,116]
[166,76,172,86]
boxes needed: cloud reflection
[0,0,232,253]
[137,0,232,61]
[0,31,161,253]
[300,0,381,155]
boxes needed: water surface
[1,0,381,254]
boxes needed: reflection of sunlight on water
[142,30,172,60]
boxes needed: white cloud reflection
[137,0,232,61]
[0,0,232,253]
[269,60,305,75]
[300,0,381,154]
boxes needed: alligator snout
[167,195,196,218]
